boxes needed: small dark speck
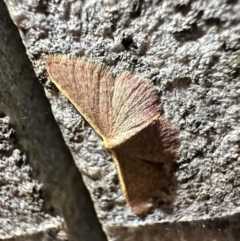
[205,17,223,26]
[226,0,238,4]
[130,0,144,18]
[121,35,138,50]
[0,111,6,118]
[36,0,49,13]
[174,2,191,16]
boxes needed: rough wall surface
[0,1,107,241]
[0,2,66,240]
[3,0,240,240]
[0,116,66,240]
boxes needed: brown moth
[45,55,179,214]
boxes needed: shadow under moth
[45,55,179,214]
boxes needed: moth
[45,55,179,214]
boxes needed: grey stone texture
[2,0,240,240]
[0,115,66,240]
[0,1,107,241]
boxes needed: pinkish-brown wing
[112,149,174,214]
[45,56,113,138]
[112,117,179,214]
[116,117,180,163]
[107,72,160,148]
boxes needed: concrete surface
[2,0,240,240]
[0,1,107,240]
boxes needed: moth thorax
[102,139,110,150]
[102,138,117,150]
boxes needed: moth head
[101,139,110,150]
[101,138,118,150]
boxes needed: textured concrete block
[3,0,240,240]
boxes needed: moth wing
[107,72,160,147]
[112,150,173,214]
[45,56,113,138]
[115,118,179,163]
[112,118,179,214]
